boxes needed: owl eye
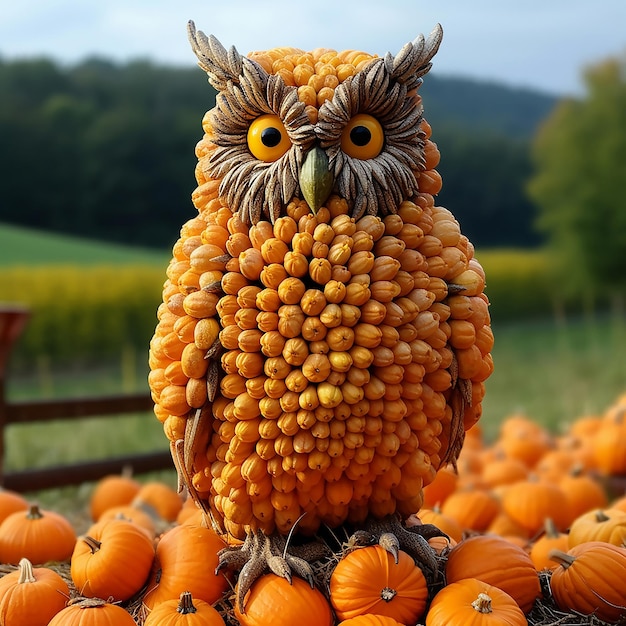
[247,114,292,161]
[341,114,384,160]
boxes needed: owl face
[188,22,443,224]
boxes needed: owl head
[188,21,443,224]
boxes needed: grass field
[0,222,170,266]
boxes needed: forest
[0,55,556,251]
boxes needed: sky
[1,0,625,96]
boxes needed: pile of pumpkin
[0,394,625,625]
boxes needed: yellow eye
[247,114,291,162]
[341,114,384,160]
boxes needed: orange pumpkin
[445,534,541,614]
[501,479,571,534]
[142,523,229,610]
[528,519,569,571]
[416,507,463,542]
[421,464,458,508]
[425,578,526,626]
[70,518,155,602]
[337,616,405,626]
[96,505,156,538]
[0,490,28,524]
[47,597,137,625]
[549,541,626,623]
[143,591,226,626]
[0,504,76,564]
[558,470,608,520]
[0,557,69,626]
[593,405,626,475]
[133,481,183,522]
[440,489,500,532]
[567,507,626,547]
[235,574,332,626]
[89,472,141,521]
[330,545,428,624]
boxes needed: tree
[528,54,626,304]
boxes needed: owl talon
[348,515,445,582]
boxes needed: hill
[421,74,557,138]
[0,222,169,266]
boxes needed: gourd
[445,534,541,614]
[0,557,69,626]
[0,504,76,564]
[549,541,626,623]
[70,518,155,602]
[425,578,526,626]
[234,574,332,626]
[329,545,428,624]
[143,591,226,626]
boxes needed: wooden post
[0,305,31,486]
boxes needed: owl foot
[345,514,446,582]
[216,529,331,613]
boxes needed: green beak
[299,146,333,214]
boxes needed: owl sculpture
[149,20,493,597]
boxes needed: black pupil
[261,127,282,148]
[350,125,371,146]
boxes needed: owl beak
[299,146,333,214]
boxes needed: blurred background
[1,1,625,479]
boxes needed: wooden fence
[0,306,173,492]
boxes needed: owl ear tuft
[385,23,443,90]
[188,20,266,91]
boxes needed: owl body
[148,24,494,541]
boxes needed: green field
[0,222,170,266]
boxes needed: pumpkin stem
[381,587,397,602]
[177,591,198,614]
[595,510,610,522]
[17,558,37,584]
[26,504,43,520]
[81,535,102,554]
[543,517,559,538]
[471,593,493,613]
[548,549,575,569]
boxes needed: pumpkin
[133,481,183,522]
[47,597,137,625]
[416,507,463,542]
[500,478,571,535]
[558,469,608,520]
[96,504,157,538]
[330,545,428,624]
[235,574,332,626]
[337,616,405,626]
[88,472,141,521]
[70,518,155,602]
[567,507,626,547]
[0,490,28,524]
[421,464,458,508]
[480,457,528,488]
[440,489,500,532]
[445,534,541,614]
[425,578,526,626]
[485,512,531,539]
[528,518,568,571]
[0,557,69,626]
[593,404,626,475]
[144,591,226,626]
[0,504,76,564]
[142,523,229,610]
[549,541,626,623]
